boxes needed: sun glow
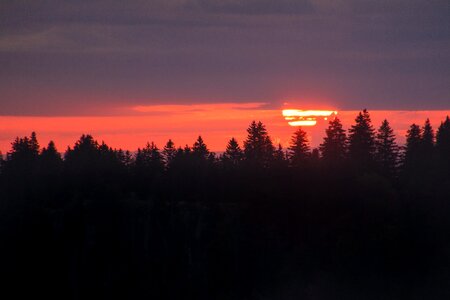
[282,109,337,126]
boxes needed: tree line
[0,109,450,299]
[2,109,449,178]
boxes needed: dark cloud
[189,0,314,15]
[0,0,449,115]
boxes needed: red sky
[1,103,449,154]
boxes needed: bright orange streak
[288,120,317,126]
[282,109,338,127]
[282,110,337,117]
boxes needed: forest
[1,109,450,299]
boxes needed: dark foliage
[1,112,450,299]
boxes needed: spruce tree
[243,121,274,166]
[274,143,286,161]
[319,117,347,163]
[41,141,62,162]
[65,134,99,162]
[288,127,310,166]
[29,131,40,155]
[403,123,422,168]
[222,137,243,165]
[375,119,399,176]
[137,142,164,172]
[6,132,41,168]
[421,118,435,156]
[0,151,4,173]
[192,136,209,159]
[436,116,450,166]
[183,144,191,155]
[348,109,376,164]
[163,139,176,166]
[116,149,133,167]
[39,141,63,176]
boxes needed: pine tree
[163,139,176,166]
[98,141,117,164]
[288,127,310,166]
[375,119,399,176]
[0,151,4,172]
[243,121,274,165]
[40,141,63,175]
[207,152,216,163]
[421,118,435,155]
[273,143,288,168]
[148,142,164,171]
[403,123,422,168]
[29,131,40,154]
[3,133,42,182]
[436,116,450,164]
[41,141,62,162]
[183,144,191,155]
[6,132,41,165]
[348,109,376,163]
[274,143,285,161]
[222,137,243,165]
[116,149,133,167]
[136,142,164,172]
[192,136,209,159]
[319,117,347,163]
[65,134,99,162]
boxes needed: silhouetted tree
[436,117,450,153]
[136,142,164,173]
[184,144,191,155]
[116,149,133,167]
[274,143,286,161]
[41,140,60,160]
[64,135,123,188]
[98,141,117,164]
[134,142,164,196]
[7,134,40,162]
[37,141,63,196]
[243,121,274,166]
[375,119,399,176]
[29,132,39,153]
[319,117,347,163]
[207,152,217,164]
[0,151,4,171]
[272,143,289,169]
[403,124,422,169]
[192,136,209,160]
[421,118,435,156]
[4,132,41,178]
[40,141,62,170]
[348,109,376,166]
[436,116,450,170]
[163,139,176,167]
[288,127,310,166]
[65,134,99,163]
[222,138,243,166]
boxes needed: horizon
[1,107,449,153]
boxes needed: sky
[0,1,449,152]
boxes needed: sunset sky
[1,1,449,152]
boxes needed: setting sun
[282,109,338,127]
